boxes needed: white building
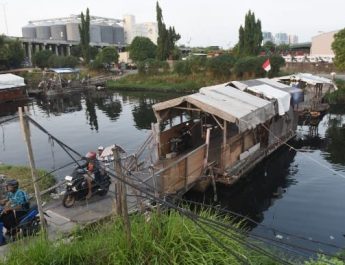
[274,33,289,45]
[123,15,158,45]
[288,35,298,44]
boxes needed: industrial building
[22,14,158,65]
[310,30,338,59]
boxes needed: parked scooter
[0,204,42,245]
[62,167,111,208]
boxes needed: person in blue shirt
[0,179,30,236]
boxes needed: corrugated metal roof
[153,83,275,132]
[48,68,80,74]
[275,73,333,85]
[0,74,25,90]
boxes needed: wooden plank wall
[223,130,256,169]
[160,145,206,194]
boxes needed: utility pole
[18,107,47,236]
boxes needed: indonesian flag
[262,59,271,72]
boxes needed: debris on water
[275,234,283,240]
[330,235,335,240]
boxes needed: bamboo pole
[112,148,122,216]
[113,146,131,243]
[18,107,47,236]
[150,166,160,216]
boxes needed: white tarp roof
[246,84,291,115]
[275,73,333,85]
[0,74,25,90]
[48,68,80,74]
[153,83,275,132]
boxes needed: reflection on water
[324,114,345,166]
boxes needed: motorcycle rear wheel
[62,193,76,208]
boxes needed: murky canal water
[1,91,345,255]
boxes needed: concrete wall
[311,31,338,57]
[282,62,337,74]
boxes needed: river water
[1,91,345,256]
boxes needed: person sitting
[80,151,102,199]
[0,179,30,237]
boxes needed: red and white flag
[262,59,271,72]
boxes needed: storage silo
[22,23,36,39]
[100,23,114,44]
[66,21,80,42]
[36,23,51,40]
[51,23,67,40]
[90,23,101,43]
[112,24,125,45]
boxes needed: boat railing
[154,143,207,194]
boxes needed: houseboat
[149,78,304,195]
[275,73,336,120]
[0,74,27,103]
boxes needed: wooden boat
[147,78,303,195]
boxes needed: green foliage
[234,55,284,78]
[78,8,91,63]
[32,50,54,68]
[47,55,79,68]
[99,47,119,64]
[156,2,181,60]
[129,36,157,62]
[0,36,25,69]
[0,164,55,194]
[332,28,345,71]
[206,54,236,78]
[174,60,192,75]
[1,211,282,265]
[91,47,119,70]
[137,59,164,75]
[237,10,263,56]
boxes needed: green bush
[174,60,192,75]
[32,50,54,68]
[47,55,78,68]
[206,54,236,78]
[137,59,162,75]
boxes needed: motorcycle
[0,204,43,245]
[62,167,111,208]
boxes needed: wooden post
[113,146,131,243]
[150,166,160,215]
[18,107,47,236]
[112,148,122,216]
[222,120,227,170]
[203,127,211,168]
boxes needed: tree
[332,28,345,71]
[206,54,236,78]
[32,50,53,68]
[129,36,157,62]
[91,47,119,70]
[79,8,90,63]
[237,10,263,56]
[156,1,180,60]
[6,39,24,68]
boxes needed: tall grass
[2,211,283,265]
[0,164,55,194]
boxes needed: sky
[0,0,344,48]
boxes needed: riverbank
[106,73,233,93]
[2,210,343,265]
[0,164,55,194]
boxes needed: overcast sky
[0,0,344,47]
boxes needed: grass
[0,164,55,194]
[1,209,343,264]
[106,73,235,93]
[325,79,345,104]
[1,210,287,265]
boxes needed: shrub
[137,59,162,75]
[174,60,192,75]
[206,54,236,78]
